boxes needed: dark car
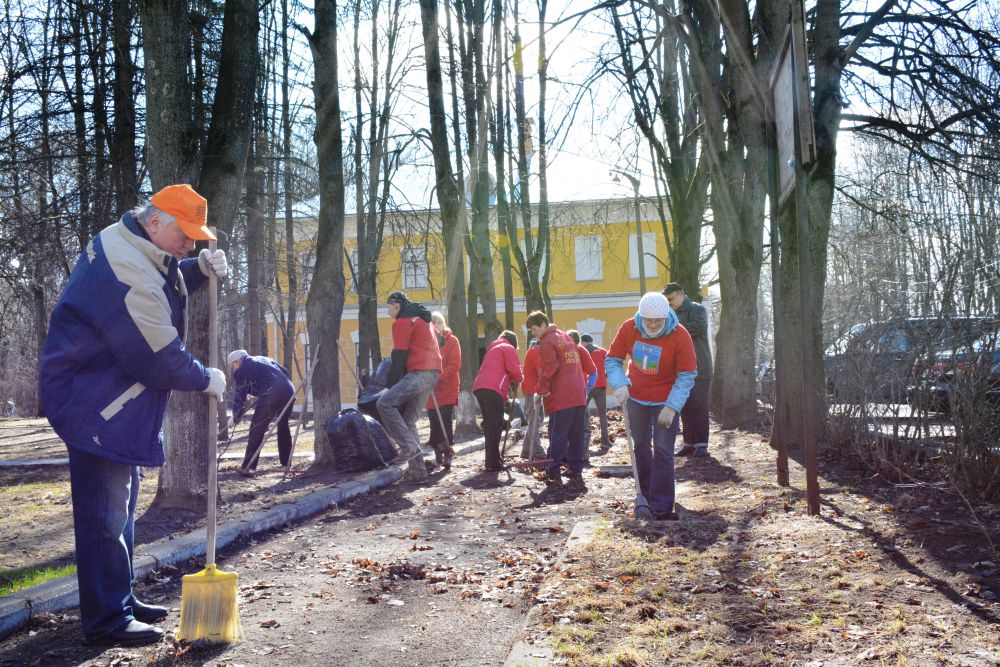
[908,328,1000,414]
[758,316,994,405]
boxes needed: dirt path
[0,426,633,666]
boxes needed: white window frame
[299,250,315,293]
[574,236,603,282]
[628,233,658,280]
[576,318,606,348]
[402,247,428,290]
[348,250,359,293]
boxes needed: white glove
[613,386,629,405]
[198,248,228,279]
[204,367,226,402]
[658,406,676,427]
[227,416,235,429]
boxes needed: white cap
[638,292,670,319]
[227,349,248,366]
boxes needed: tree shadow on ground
[781,444,1000,625]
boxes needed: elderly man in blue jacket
[39,184,228,647]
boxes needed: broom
[177,233,243,643]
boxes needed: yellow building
[265,197,669,406]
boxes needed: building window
[347,250,359,292]
[574,236,603,281]
[299,250,315,293]
[628,233,658,280]
[576,318,605,347]
[402,248,428,289]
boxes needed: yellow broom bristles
[176,563,243,643]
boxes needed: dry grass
[533,430,1000,666]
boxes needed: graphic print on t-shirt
[632,341,662,374]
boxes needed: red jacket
[392,312,442,372]
[521,346,541,395]
[536,325,586,413]
[586,344,608,388]
[578,343,597,380]
[472,337,523,399]
[426,328,461,408]
[607,318,697,403]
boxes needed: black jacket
[675,296,713,378]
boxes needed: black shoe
[676,444,697,456]
[130,598,168,623]
[565,475,587,491]
[653,510,679,521]
[88,620,164,646]
[690,447,710,458]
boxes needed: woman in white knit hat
[605,292,698,520]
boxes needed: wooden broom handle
[207,234,219,565]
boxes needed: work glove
[613,385,629,405]
[198,248,228,279]
[657,405,676,427]
[204,367,226,402]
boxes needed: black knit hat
[580,333,594,343]
[387,291,409,304]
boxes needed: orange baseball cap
[150,184,215,240]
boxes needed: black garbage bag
[325,408,397,473]
[357,358,392,421]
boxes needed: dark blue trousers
[545,405,586,478]
[67,447,140,639]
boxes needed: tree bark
[303,0,347,469]
[149,0,259,511]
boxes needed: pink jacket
[472,337,524,399]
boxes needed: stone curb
[503,520,597,667]
[0,440,485,641]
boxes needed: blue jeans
[67,447,140,639]
[545,405,586,478]
[626,400,679,514]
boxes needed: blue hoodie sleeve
[665,370,697,412]
[605,355,629,390]
[585,371,597,395]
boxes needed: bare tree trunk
[441,0,477,438]
[303,0,346,469]
[147,0,259,511]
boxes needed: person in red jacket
[526,310,587,489]
[424,311,461,469]
[473,331,524,471]
[376,291,442,483]
[581,333,610,451]
[606,292,697,520]
[519,338,544,459]
[567,330,597,463]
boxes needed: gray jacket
[674,296,713,379]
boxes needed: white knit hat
[638,292,671,319]
[227,349,249,366]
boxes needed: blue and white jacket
[39,213,210,466]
